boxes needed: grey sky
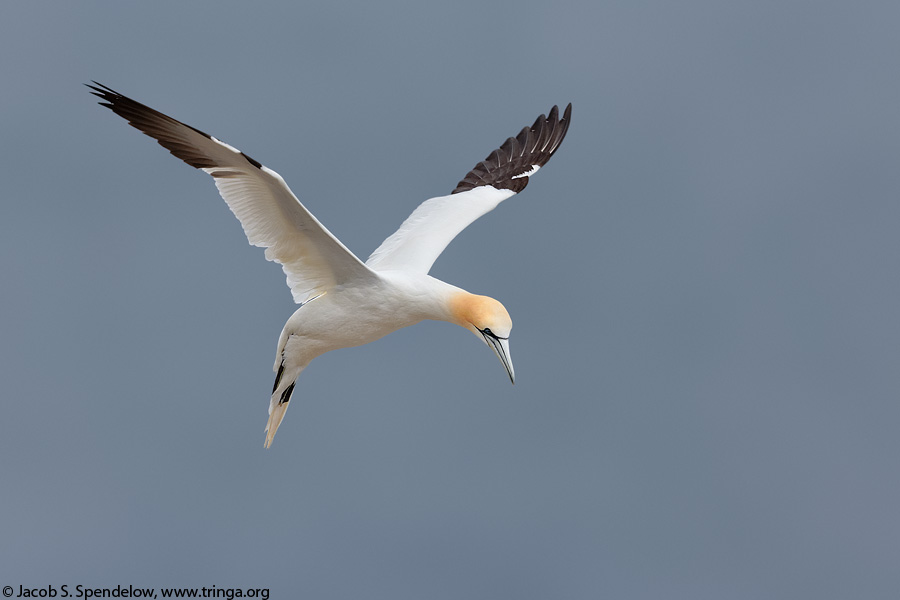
[3,1,900,598]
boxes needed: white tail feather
[264,397,291,448]
[264,361,306,448]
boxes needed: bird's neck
[380,273,472,327]
[421,279,496,333]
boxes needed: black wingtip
[451,103,572,195]
[87,82,265,171]
[86,81,121,102]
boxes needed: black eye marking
[479,327,509,341]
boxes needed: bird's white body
[267,272,469,446]
[276,272,460,367]
[89,82,571,447]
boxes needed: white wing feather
[204,162,374,303]
[366,103,571,275]
[89,83,375,303]
[366,186,514,273]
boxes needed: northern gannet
[88,83,571,447]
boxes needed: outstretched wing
[366,104,571,274]
[88,82,376,303]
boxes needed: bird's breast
[286,282,430,352]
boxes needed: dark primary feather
[452,103,572,194]
[86,81,263,171]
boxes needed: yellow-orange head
[450,293,512,336]
[449,292,515,383]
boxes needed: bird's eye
[483,328,493,336]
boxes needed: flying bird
[88,82,572,447]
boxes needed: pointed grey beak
[482,330,515,384]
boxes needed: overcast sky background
[2,1,900,598]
